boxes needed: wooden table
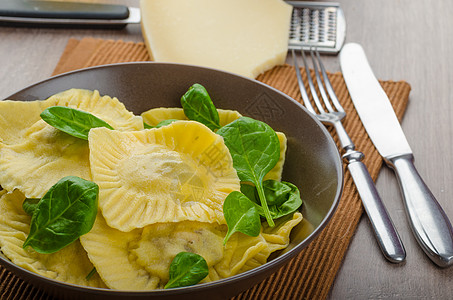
[1,0,452,299]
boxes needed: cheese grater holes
[288,2,344,53]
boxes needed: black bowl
[1,62,343,299]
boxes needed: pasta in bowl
[0,62,342,299]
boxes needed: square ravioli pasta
[0,89,144,198]
[88,121,241,231]
[79,211,302,290]
[0,190,106,288]
[141,107,288,182]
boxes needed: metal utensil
[287,1,346,54]
[340,42,453,268]
[0,0,140,29]
[292,48,406,263]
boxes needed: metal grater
[287,1,346,54]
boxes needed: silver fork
[292,48,406,263]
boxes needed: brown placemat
[0,37,411,300]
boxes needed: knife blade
[340,42,453,267]
[0,0,140,29]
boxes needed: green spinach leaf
[156,119,179,128]
[144,119,179,129]
[143,122,154,129]
[22,198,40,216]
[241,180,302,220]
[223,191,261,244]
[181,83,221,131]
[86,267,97,281]
[40,106,114,140]
[217,117,280,227]
[23,176,99,254]
[164,252,209,289]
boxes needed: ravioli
[80,213,225,290]
[0,99,55,145]
[44,89,144,132]
[80,212,302,290]
[0,190,106,288]
[141,107,287,181]
[214,212,302,278]
[0,88,303,291]
[0,89,144,198]
[141,107,243,127]
[89,121,240,231]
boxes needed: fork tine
[300,49,326,114]
[310,48,335,113]
[291,49,316,114]
[314,49,345,113]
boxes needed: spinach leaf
[23,176,99,254]
[241,180,302,220]
[22,198,40,216]
[86,267,97,281]
[143,122,154,129]
[260,180,293,205]
[144,119,179,129]
[156,119,179,128]
[181,83,221,131]
[164,252,209,289]
[40,106,114,140]
[217,117,280,227]
[223,191,261,244]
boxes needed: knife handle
[0,0,132,29]
[388,154,453,267]
[346,151,406,263]
[0,0,129,20]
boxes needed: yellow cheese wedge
[140,0,292,78]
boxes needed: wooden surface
[1,0,452,299]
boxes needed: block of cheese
[140,0,292,78]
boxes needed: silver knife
[340,42,453,267]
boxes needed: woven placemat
[0,37,411,300]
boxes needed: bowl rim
[1,61,344,295]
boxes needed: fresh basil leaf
[241,180,302,220]
[156,119,179,128]
[144,122,154,129]
[164,252,209,289]
[223,191,261,244]
[23,176,99,254]
[40,106,114,140]
[217,117,280,227]
[181,83,221,131]
[22,198,40,216]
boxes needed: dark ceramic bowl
[1,62,343,300]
